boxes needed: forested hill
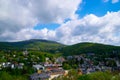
[0,39,64,51]
[61,42,120,56]
[0,40,120,55]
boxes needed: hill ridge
[61,42,120,56]
[0,39,64,51]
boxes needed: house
[44,63,62,67]
[33,64,45,71]
[2,62,5,68]
[23,49,29,56]
[29,72,50,80]
[18,63,24,69]
[48,68,65,80]
[30,65,65,80]
[11,64,15,69]
[86,68,95,74]
[67,56,73,60]
[46,57,49,61]
[80,67,87,74]
[0,64,2,70]
[115,60,120,67]
[55,57,65,64]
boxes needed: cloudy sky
[0,0,120,45]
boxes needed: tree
[0,71,12,80]
[63,62,71,70]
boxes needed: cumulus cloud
[0,0,120,46]
[55,11,120,45]
[8,11,120,45]
[0,0,82,41]
[0,0,81,30]
[0,0,37,33]
[29,0,81,23]
[15,28,56,41]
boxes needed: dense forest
[61,42,120,56]
[0,39,120,56]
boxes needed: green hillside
[61,42,120,56]
[0,40,120,55]
[0,39,64,51]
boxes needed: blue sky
[0,0,120,45]
[35,0,120,30]
[34,23,60,30]
[76,0,120,17]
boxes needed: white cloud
[10,11,120,45]
[0,0,120,46]
[15,28,56,41]
[55,11,120,45]
[103,0,119,3]
[0,0,82,42]
[0,0,37,33]
[29,0,81,23]
[0,10,120,46]
[112,0,119,3]
[0,0,82,37]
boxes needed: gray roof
[30,72,50,80]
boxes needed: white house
[33,64,45,70]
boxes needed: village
[0,50,120,80]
